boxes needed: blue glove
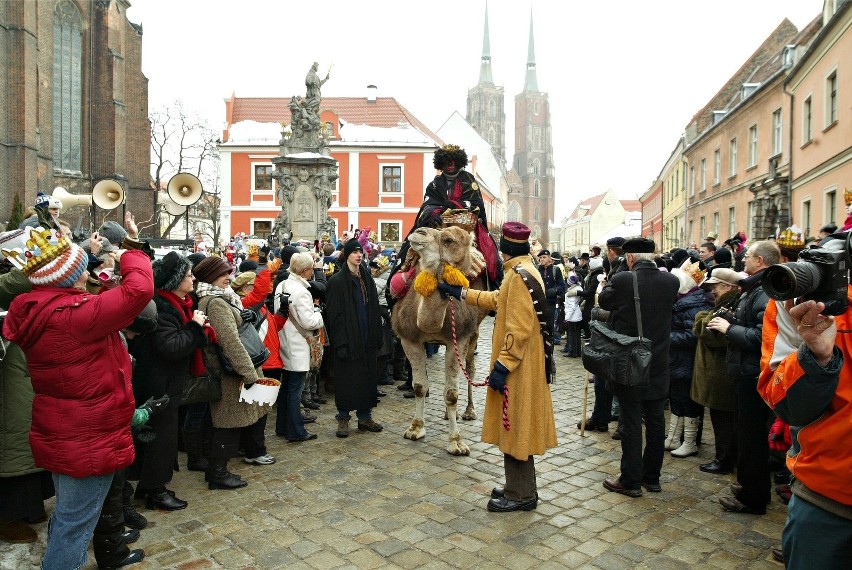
[488,361,509,393]
[437,282,463,300]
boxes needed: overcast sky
[127,0,823,222]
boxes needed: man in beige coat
[439,222,557,512]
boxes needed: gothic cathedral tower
[512,12,554,243]
[466,3,506,171]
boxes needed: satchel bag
[581,272,652,389]
[206,297,271,374]
[180,374,222,405]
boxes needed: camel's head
[438,226,473,273]
[410,227,442,271]
[408,227,439,253]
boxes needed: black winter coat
[326,264,383,411]
[411,171,487,233]
[128,293,208,409]
[725,271,769,381]
[598,261,679,400]
[669,287,714,384]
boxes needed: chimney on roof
[367,84,377,103]
[470,155,478,174]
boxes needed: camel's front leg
[401,338,427,441]
[462,334,478,421]
[444,346,469,456]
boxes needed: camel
[390,225,490,456]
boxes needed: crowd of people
[1,168,850,568]
[0,195,400,569]
[566,226,851,567]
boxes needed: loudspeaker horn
[92,179,125,210]
[157,192,187,216]
[167,173,203,206]
[52,187,93,213]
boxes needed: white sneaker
[244,454,275,465]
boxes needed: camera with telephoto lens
[761,243,848,316]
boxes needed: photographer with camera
[691,269,745,475]
[758,234,852,567]
[708,240,779,515]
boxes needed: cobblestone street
[1,317,787,569]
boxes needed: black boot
[121,481,147,530]
[207,459,248,490]
[207,437,247,490]
[98,547,144,569]
[145,488,187,511]
[183,430,208,472]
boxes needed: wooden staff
[580,369,589,436]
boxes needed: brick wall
[0,0,151,232]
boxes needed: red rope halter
[448,298,510,431]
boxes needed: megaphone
[167,173,203,206]
[52,187,92,213]
[92,179,124,210]
[157,192,187,216]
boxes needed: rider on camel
[389,145,502,302]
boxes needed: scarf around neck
[158,289,216,377]
[196,281,243,310]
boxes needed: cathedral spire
[479,1,493,85]
[523,10,539,92]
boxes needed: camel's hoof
[404,426,426,441]
[461,408,477,421]
[447,441,470,456]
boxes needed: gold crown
[0,227,69,275]
[441,144,462,152]
[776,227,804,249]
[320,232,331,242]
[845,187,852,206]
[681,260,706,286]
[368,231,377,242]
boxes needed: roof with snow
[225,95,441,146]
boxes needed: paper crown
[368,231,377,242]
[0,226,70,274]
[681,260,706,286]
[320,232,331,242]
[776,226,804,249]
[845,187,852,207]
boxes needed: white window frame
[729,138,738,177]
[803,95,813,144]
[250,218,274,239]
[825,187,837,225]
[713,211,720,236]
[771,108,783,156]
[802,199,812,236]
[825,70,838,127]
[250,162,275,193]
[379,163,404,195]
[329,175,340,208]
[689,166,695,197]
[250,161,276,207]
[700,158,707,192]
[713,149,721,185]
[748,125,758,168]
[378,220,402,243]
[728,206,736,238]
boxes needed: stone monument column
[271,62,339,242]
